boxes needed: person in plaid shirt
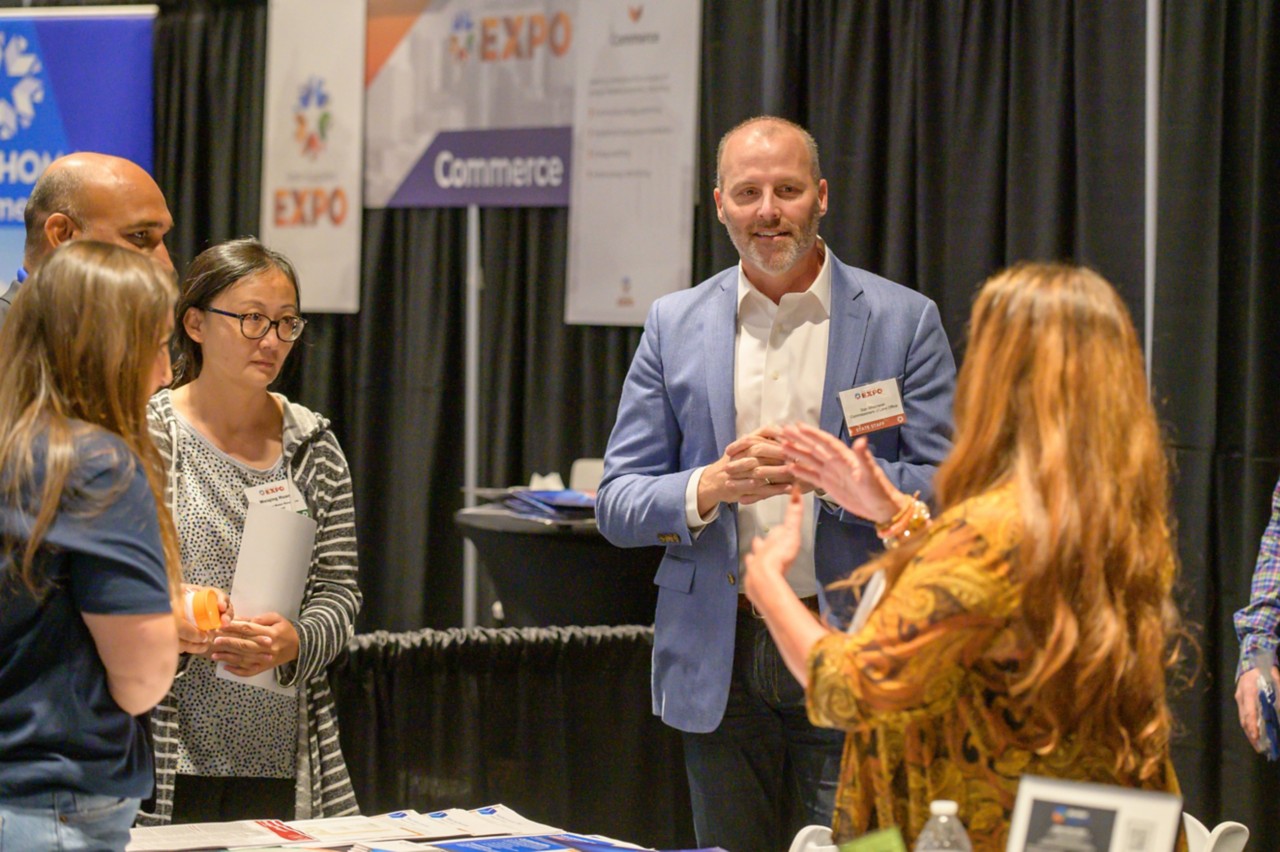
[1234,475,1280,750]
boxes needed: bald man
[0,152,174,326]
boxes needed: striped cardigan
[137,390,363,824]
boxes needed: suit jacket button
[727,573,736,585]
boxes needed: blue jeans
[0,791,140,852]
[681,608,845,852]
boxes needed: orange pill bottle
[183,586,222,631]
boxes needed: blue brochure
[502,489,596,522]
[1257,650,1280,761]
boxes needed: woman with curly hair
[742,263,1183,850]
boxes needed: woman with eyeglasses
[137,238,362,826]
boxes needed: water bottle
[913,799,972,851]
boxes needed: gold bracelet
[874,491,920,536]
[878,499,931,550]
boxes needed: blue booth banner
[0,6,156,278]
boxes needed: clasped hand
[698,425,809,514]
[209,613,300,678]
[176,584,299,677]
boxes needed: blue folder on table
[501,489,596,522]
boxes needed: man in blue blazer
[597,117,956,852]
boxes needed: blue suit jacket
[597,254,956,734]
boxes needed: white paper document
[127,814,433,850]
[282,814,437,843]
[216,500,316,695]
[128,805,572,851]
[380,809,488,840]
[847,569,887,634]
[466,804,563,836]
[127,818,312,851]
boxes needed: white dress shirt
[685,244,832,598]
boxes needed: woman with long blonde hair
[0,241,181,851]
[742,263,1183,850]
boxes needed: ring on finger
[763,476,772,486]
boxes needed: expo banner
[364,0,699,325]
[364,0,575,208]
[260,0,365,314]
[0,6,155,279]
[563,0,701,326]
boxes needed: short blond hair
[714,115,822,190]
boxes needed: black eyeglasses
[203,307,307,342]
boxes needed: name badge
[838,378,906,435]
[244,478,308,515]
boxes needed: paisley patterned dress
[807,484,1180,850]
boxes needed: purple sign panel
[388,126,571,208]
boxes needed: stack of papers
[128,815,412,850]
[127,804,576,851]
[500,489,596,523]
[355,832,644,852]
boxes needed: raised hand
[744,487,805,592]
[779,422,907,523]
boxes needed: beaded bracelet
[875,492,932,549]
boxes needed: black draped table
[454,504,663,627]
[331,627,696,849]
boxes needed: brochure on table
[128,803,580,851]
[358,832,645,852]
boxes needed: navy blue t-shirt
[0,428,172,799]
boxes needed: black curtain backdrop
[330,626,694,849]
[772,0,1147,334]
[7,0,1279,844]
[1155,0,1280,844]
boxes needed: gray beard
[731,221,819,277]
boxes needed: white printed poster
[260,0,365,313]
[564,0,701,326]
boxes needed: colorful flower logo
[0,32,44,141]
[293,75,331,159]
[449,11,475,62]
